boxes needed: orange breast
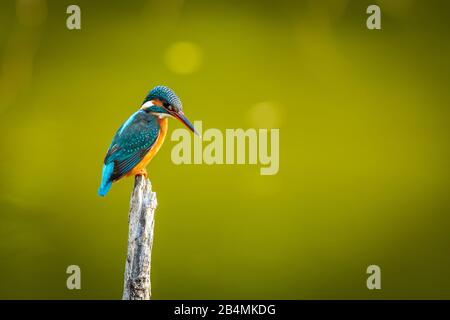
[127,118,168,176]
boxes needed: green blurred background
[0,0,449,299]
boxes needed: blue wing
[98,110,160,196]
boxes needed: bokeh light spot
[164,41,202,75]
[248,102,282,128]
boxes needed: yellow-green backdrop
[0,0,449,299]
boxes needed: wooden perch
[122,175,157,300]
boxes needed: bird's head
[141,85,198,135]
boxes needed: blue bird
[98,85,197,196]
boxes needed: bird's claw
[135,168,148,178]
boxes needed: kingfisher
[98,85,197,197]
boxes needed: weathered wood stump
[122,175,157,300]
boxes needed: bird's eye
[163,101,170,108]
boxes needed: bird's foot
[135,168,148,178]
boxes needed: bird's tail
[98,162,114,197]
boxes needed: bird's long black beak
[172,111,199,136]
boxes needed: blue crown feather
[143,85,183,110]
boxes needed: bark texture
[122,175,157,300]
